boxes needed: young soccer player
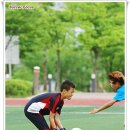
[24,80,75,130]
[90,71,125,114]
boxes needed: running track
[6,93,124,106]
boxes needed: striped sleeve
[56,101,64,114]
[49,95,60,113]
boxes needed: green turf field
[6,106,125,130]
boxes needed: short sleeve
[56,102,64,114]
[49,95,60,113]
[113,87,125,101]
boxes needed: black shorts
[24,107,50,130]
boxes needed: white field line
[62,111,124,115]
[6,106,124,115]
[6,111,124,115]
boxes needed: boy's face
[62,87,74,100]
[109,80,120,91]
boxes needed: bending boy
[24,80,75,130]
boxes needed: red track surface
[6,93,124,106]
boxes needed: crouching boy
[24,80,75,130]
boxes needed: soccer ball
[71,128,82,130]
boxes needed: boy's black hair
[60,80,75,92]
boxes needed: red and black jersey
[24,93,64,115]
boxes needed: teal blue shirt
[113,84,125,101]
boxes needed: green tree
[6,2,125,92]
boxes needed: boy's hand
[89,108,99,114]
[60,128,66,130]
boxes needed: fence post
[91,73,96,92]
[48,74,52,93]
[33,66,40,95]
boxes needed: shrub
[12,65,33,81]
[6,79,33,97]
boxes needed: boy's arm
[55,112,63,129]
[49,111,57,129]
[89,100,117,114]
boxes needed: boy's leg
[25,112,49,130]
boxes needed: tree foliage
[6,2,125,92]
